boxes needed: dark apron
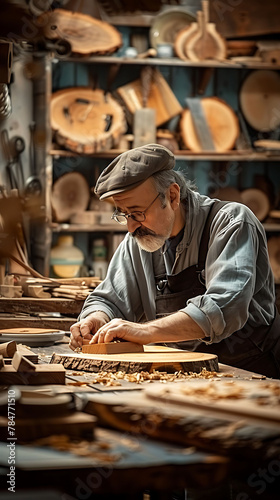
[154,201,280,378]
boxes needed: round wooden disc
[240,188,270,221]
[180,97,239,152]
[51,171,90,222]
[41,8,122,55]
[51,87,127,154]
[240,70,280,132]
[17,392,73,417]
[211,186,243,203]
[52,351,219,374]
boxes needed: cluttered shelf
[50,148,280,162]
[57,54,280,71]
[50,222,127,233]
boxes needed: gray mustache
[132,227,156,238]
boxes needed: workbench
[1,335,280,500]
[0,297,83,329]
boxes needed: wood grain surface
[51,348,218,374]
[41,9,122,55]
[82,341,144,355]
[0,364,65,385]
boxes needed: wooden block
[3,345,39,365]
[12,351,36,372]
[17,345,38,363]
[0,412,96,441]
[82,342,144,355]
[116,68,183,127]
[24,285,51,299]
[0,355,4,370]
[0,364,65,385]
[0,340,17,357]
[0,285,22,298]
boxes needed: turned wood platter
[240,70,280,132]
[50,349,218,374]
[51,171,90,222]
[240,188,270,221]
[0,328,65,347]
[145,379,280,425]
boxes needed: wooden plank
[50,349,218,374]
[145,379,280,425]
[82,390,280,461]
[0,316,75,330]
[0,297,84,314]
[0,364,65,385]
[82,342,144,355]
[0,412,96,441]
[210,0,280,38]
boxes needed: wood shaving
[67,367,233,386]
[30,434,121,462]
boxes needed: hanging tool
[133,65,156,147]
[10,135,26,191]
[1,129,21,191]
[186,97,216,151]
[24,122,42,197]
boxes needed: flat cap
[95,143,175,200]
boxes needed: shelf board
[50,223,127,233]
[50,223,280,233]
[50,148,280,162]
[263,222,280,232]
[55,55,280,71]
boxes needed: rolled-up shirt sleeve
[181,206,275,343]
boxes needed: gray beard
[135,234,167,252]
[132,226,170,252]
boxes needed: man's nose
[126,217,142,233]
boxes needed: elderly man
[70,144,280,378]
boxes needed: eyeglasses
[111,193,160,225]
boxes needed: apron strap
[198,200,229,270]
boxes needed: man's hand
[90,318,153,345]
[69,312,109,351]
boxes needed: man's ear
[169,183,180,209]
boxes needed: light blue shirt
[80,191,275,344]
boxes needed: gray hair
[151,169,196,206]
